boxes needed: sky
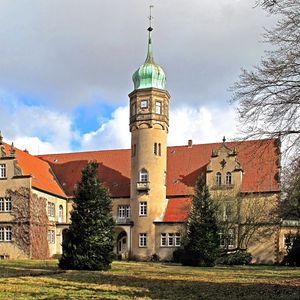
[0,0,277,154]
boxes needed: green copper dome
[132,28,167,90]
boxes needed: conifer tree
[182,175,220,266]
[59,161,115,270]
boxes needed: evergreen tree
[181,175,220,266]
[59,161,115,270]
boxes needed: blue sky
[0,0,276,154]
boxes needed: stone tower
[129,23,170,260]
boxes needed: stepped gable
[38,139,279,199]
[2,143,66,198]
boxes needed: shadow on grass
[48,269,300,300]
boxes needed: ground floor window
[48,230,55,244]
[219,228,236,249]
[160,233,181,247]
[139,233,147,247]
[0,227,12,241]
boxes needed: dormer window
[0,164,6,178]
[226,172,232,185]
[141,99,148,109]
[215,172,222,186]
[155,101,162,114]
[139,168,148,182]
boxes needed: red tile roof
[2,144,66,198]
[38,139,280,198]
[163,197,192,222]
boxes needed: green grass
[0,260,299,299]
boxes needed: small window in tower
[155,101,162,114]
[139,169,148,182]
[154,143,157,155]
[141,99,148,109]
[216,172,222,186]
[158,143,161,156]
[132,144,137,157]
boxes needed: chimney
[188,139,193,148]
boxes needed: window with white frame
[215,172,222,185]
[139,202,147,216]
[225,172,232,185]
[58,205,63,223]
[219,229,235,248]
[139,169,148,182]
[118,205,130,219]
[160,233,181,247]
[139,233,147,247]
[155,101,162,114]
[47,230,55,244]
[0,164,6,178]
[0,197,12,212]
[0,227,12,241]
[141,99,148,108]
[47,202,55,217]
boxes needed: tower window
[0,164,6,178]
[215,172,222,186]
[141,99,148,108]
[132,144,137,157]
[139,201,147,216]
[154,143,157,155]
[139,169,148,182]
[158,143,161,156]
[155,101,162,114]
[139,233,147,247]
[226,172,232,185]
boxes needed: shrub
[216,250,252,265]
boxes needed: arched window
[139,169,148,182]
[215,172,222,186]
[58,205,63,223]
[225,172,232,185]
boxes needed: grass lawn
[0,260,299,299]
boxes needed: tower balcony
[137,181,150,191]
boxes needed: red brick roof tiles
[3,144,66,198]
[38,139,280,199]
[163,197,192,222]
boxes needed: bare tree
[231,0,300,156]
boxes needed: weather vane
[148,5,154,31]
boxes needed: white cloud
[0,90,74,154]
[80,104,238,151]
[81,106,131,151]
[169,106,238,146]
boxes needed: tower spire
[145,5,154,63]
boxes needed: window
[154,143,157,155]
[161,233,167,246]
[131,103,136,116]
[0,227,12,241]
[139,202,147,216]
[0,164,6,178]
[155,101,162,114]
[58,205,63,223]
[158,143,161,156]
[47,230,55,244]
[47,202,55,217]
[160,233,181,247]
[139,169,148,182]
[141,99,148,108]
[219,229,235,248]
[118,205,130,218]
[139,233,147,247]
[175,233,181,246]
[0,197,12,212]
[284,234,297,249]
[132,144,137,157]
[215,172,222,186]
[226,172,232,185]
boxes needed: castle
[0,24,298,263]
